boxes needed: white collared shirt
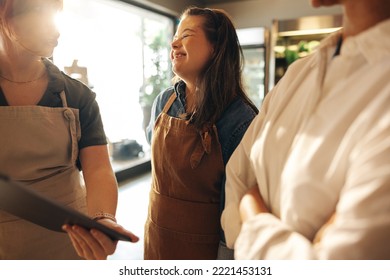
[222,19,390,259]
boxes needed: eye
[172,32,192,42]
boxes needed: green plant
[139,31,171,108]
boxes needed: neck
[0,56,45,84]
[342,0,390,38]
[184,82,197,113]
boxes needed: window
[53,0,174,172]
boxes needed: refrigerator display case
[269,14,342,90]
[237,27,270,107]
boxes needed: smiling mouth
[48,39,58,47]
[173,52,186,59]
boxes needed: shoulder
[44,58,96,108]
[152,83,183,116]
[145,85,177,144]
[62,73,97,107]
[219,98,257,140]
[218,98,258,128]
[58,68,97,108]
[217,98,258,164]
[155,85,176,108]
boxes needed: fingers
[239,185,268,222]
[90,228,117,255]
[62,220,139,260]
[97,219,140,243]
[65,225,84,256]
[246,186,263,201]
[313,213,336,244]
[109,224,140,243]
[63,224,117,260]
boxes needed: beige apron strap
[60,90,80,164]
[59,91,68,107]
[162,92,177,113]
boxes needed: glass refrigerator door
[270,14,342,89]
[242,47,266,108]
[237,27,268,108]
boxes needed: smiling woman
[144,6,259,260]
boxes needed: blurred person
[0,0,138,260]
[144,6,258,259]
[222,0,390,259]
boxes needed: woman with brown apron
[144,7,258,260]
[0,0,137,259]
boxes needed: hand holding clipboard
[0,175,138,243]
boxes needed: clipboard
[0,175,133,242]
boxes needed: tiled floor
[108,172,151,260]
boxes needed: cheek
[12,18,37,39]
[193,44,213,66]
[13,15,57,37]
[15,27,43,48]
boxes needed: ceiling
[201,0,250,4]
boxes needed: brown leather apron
[0,91,86,259]
[144,93,224,260]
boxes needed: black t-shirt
[0,58,107,150]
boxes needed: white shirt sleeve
[221,93,273,249]
[234,90,390,259]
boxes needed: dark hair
[176,6,258,130]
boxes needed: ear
[210,44,216,57]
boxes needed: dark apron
[144,93,224,259]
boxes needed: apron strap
[162,92,177,113]
[190,125,215,169]
[59,91,68,108]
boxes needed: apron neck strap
[59,91,68,108]
[162,92,177,113]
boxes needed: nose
[171,37,180,49]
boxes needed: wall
[122,0,342,27]
[127,0,202,16]
[207,0,342,29]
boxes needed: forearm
[222,144,257,248]
[239,185,268,222]
[84,166,118,217]
[235,214,315,259]
[79,145,118,218]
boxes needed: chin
[40,49,55,59]
[172,66,182,77]
[311,0,340,7]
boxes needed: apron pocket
[145,218,219,260]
